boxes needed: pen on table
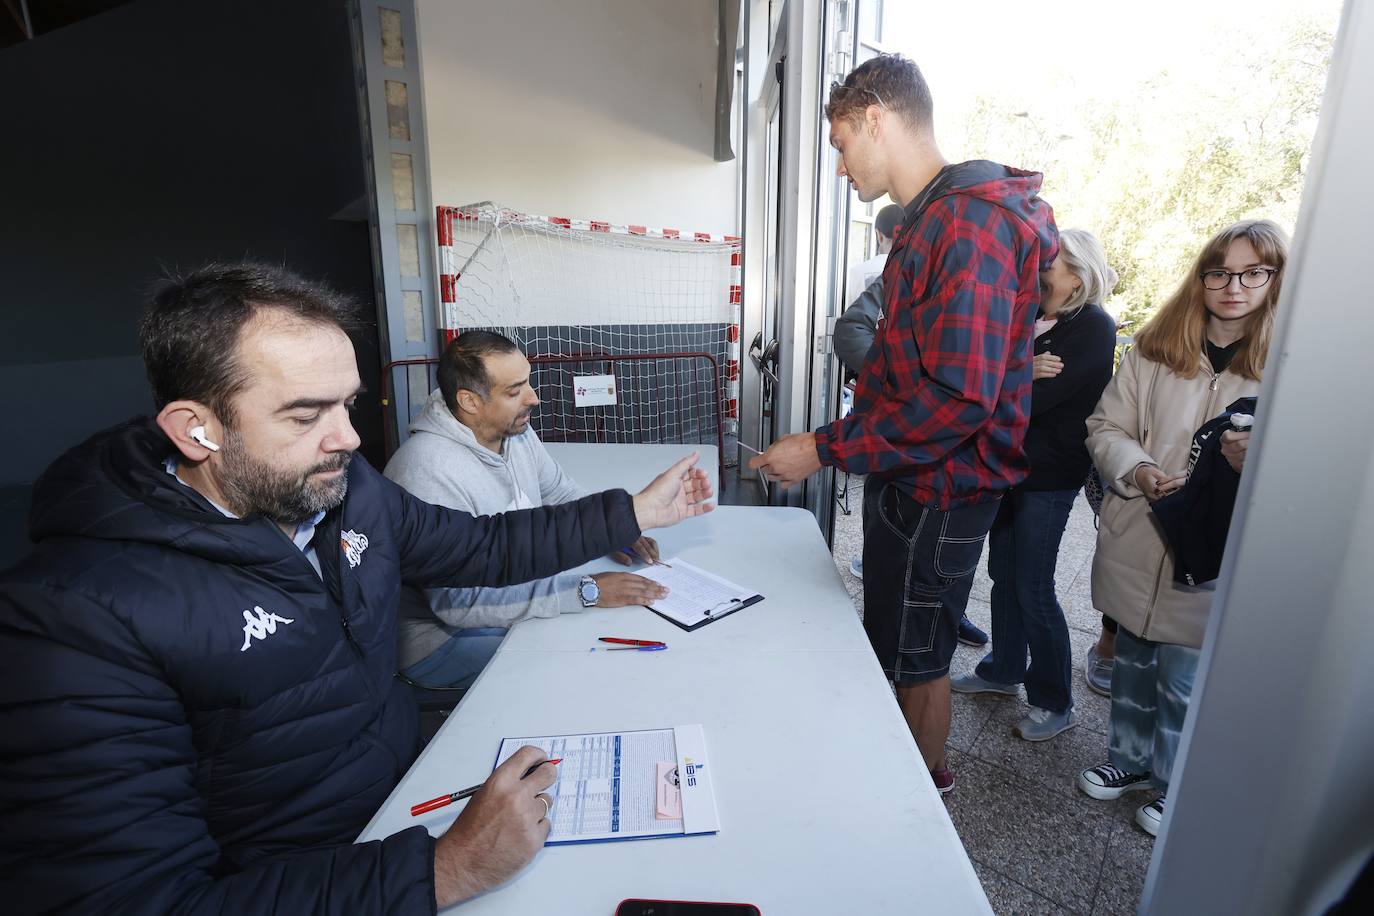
[619,546,672,567]
[590,643,667,652]
[598,637,666,646]
[410,758,562,817]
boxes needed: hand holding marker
[411,758,563,817]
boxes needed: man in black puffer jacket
[0,263,712,914]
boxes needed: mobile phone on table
[615,900,761,916]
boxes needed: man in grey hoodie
[384,331,667,688]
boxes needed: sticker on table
[656,762,682,819]
[574,374,617,407]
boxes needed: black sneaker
[957,617,988,647]
[1077,763,1152,800]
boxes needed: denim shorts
[861,482,1000,685]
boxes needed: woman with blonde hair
[951,229,1118,741]
[1076,219,1288,836]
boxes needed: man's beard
[218,426,352,525]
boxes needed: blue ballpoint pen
[590,643,668,652]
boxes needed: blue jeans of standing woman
[974,487,1078,713]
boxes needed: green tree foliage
[956,15,1334,332]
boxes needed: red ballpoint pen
[410,758,562,817]
[598,637,666,647]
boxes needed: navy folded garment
[1151,396,1258,586]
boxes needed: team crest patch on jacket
[341,529,369,568]
[241,605,295,651]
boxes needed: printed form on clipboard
[494,725,719,845]
[635,557,765,631]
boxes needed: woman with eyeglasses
[1076,219,1288,837]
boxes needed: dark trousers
[975,487,1077,712]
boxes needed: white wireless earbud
[189,426,220,452]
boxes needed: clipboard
[633,557,766,632]
[493,725,720,845]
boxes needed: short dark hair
[437,329,521,409]
[139,262,360,423]
[875,204,904,240]
[825,53,933,132]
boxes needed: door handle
[749,336,781,387]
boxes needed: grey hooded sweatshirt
[383,389,589,669]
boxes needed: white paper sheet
[495,725,719,844]
[634,557,761,628]
[573,374,617,407]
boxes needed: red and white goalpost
[435,202,742,464]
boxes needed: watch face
[580,579,599,604]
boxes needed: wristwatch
[578,575,600,608]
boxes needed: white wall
[417,0,737,234]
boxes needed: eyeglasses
[1199,267,1279,290]
[829,80,888,111]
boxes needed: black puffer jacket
[0,419,640,914]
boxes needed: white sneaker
[1136,796,1165,836]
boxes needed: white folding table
[359,506,991,915]
[541,442,720,500]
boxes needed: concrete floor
[830,476,1153,915]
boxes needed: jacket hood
[408,389,504,468]
[905,159,1060,269]
[27,418,332,568]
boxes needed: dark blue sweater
[0,419,640,914]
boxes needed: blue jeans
[1108,625,1199,790]
[975,488,1077,713]
[400,627,507,690]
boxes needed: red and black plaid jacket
[816,162,1059,510]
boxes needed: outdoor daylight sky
[885,0,1347,163]
[875,0,1347,321]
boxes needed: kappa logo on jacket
[340,529,369,568]
[240,605,295,651]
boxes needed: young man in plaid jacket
[750,54,1058,794]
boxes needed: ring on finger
[537,793,551,820]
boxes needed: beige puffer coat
[1087,345,1260,648]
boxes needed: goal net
[436,202,741,462]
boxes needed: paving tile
[1106,793,1159,866]
[942,755,1113,913]
[1091,860,1147,916]
[1090,807,1156,915]
[970,698,1118,801]
[949,687,999,754]
[972,857,1077,915]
